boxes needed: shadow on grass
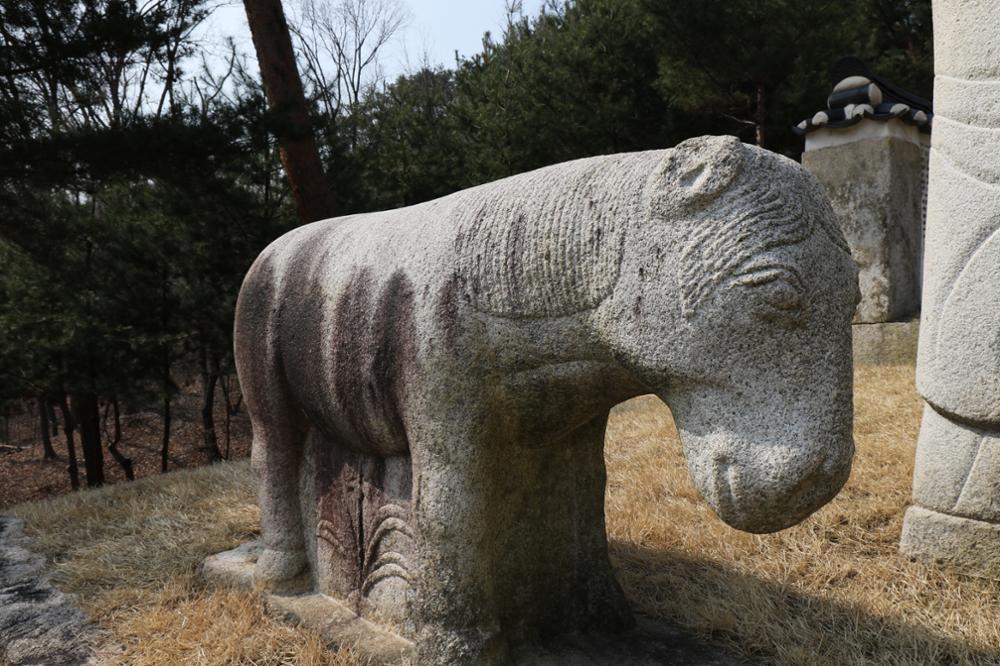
[611,541,1000,666]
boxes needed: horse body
[234,136,859,663]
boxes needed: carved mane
[453,151,664,319]
[645,136,851,317]
[453,137,850,320]
[672,145,850,317]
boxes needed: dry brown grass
[11,462,355,665]
[606,365,1000,665]
[10,366,1000,664]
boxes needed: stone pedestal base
[900,506,1000,579]
[852,320,919,365]
[201,541,744,665]
[802,131,926,324]
[202,541,412,664]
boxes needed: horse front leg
[408,419,511,665]
[564,413,633,632]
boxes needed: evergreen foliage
[0,0,932,486]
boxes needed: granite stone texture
[909,406,1000,522]
[901,0,1000,578]
[915,0,1000,423]
[802,131,925,323]
[900,507,1000,579]
[232,135,860,663]
[902,404,1000,577]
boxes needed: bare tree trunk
[103,397,134,480]
[73,392,105,487]
[224,408,232,460]
[244,0,333,225]
[219,375,233,460]
[755,81,767,148]
[57,393,80,490]
[47,400,58,437]
[220,373,240,460]
[113,396,122,443]
[199,346,223,462]
[161,357,172,474]
[38,396,58,460]
[161,392,172,473]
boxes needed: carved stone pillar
[900,0,1000,578]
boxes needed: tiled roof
[794,57,932,136]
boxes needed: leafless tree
[287,0,409,119]
[5,0,213,133]
[179,38,242,121]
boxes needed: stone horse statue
[234,135,860,663]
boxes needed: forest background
[0,0,932,490]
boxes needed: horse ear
[652,135,746,213]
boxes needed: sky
[199,0,547,82]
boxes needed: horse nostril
[712,453,732,466]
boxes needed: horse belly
[281,259,418,458]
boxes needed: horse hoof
[254,547,307,587]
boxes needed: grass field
[11,365,1000,665]
[606,365,1000,665]
[10,463,349,665]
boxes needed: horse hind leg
[234,255,309,587]
[238,339,309,587]
[247,381,309,587]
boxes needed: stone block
[202,540,415,665]
[852,320,919,365]
[802,130,925,323]
[910,405,1000,522]
[900,506,1000,579]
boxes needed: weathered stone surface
[802,129,926,323]
[917,144,1000,421]
[901,0,1000,579]
[900,507,1000,579]
[232,135,859,662]
[202,540,749,665]
[910,405,1000,522]
[203,541,415,665]
[852,320,919,366]
[0,517,99,666]
[803,120,928,153]
[915,0,1000,423]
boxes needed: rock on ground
[0,516,100,666]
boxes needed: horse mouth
[706,452,847,534]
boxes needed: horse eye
[734,267,807,320]
[759,279,803,311]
